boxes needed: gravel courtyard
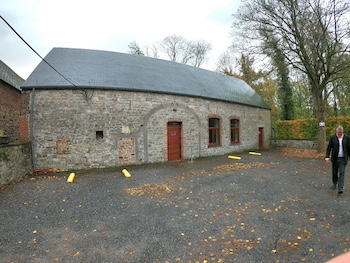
[1,148,350,263]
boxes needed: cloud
[1,0,240,78]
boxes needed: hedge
[274,117,350,140]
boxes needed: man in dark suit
[325,126,350,195]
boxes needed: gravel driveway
[1,148,350,263]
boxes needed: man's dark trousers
[333,157,347,191]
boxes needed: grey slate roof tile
[21,47,270,109]
[0,60,24,91]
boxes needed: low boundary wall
[271,140,318,150]
[0,142,32,187]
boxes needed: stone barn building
[22,48,271,170]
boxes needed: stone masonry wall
[271,140,318,149]
[0,143,32,186]
[30,89,271,170]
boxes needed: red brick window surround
[208,117,221,146]
[230,119,240,144]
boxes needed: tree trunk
[315,92,326,153]
[317,123,327,154]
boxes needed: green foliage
[274,119,317,140]
[0,150,9,161]
[274,117,350,140]
[265,36,294,120]
[233,53,281,124]
[325,116,350,139]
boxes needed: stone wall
[29,89,271,170]
[271,140,318,149]
[0,143,32,186]
[20,91,30,142]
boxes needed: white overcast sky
[1,0,241,79]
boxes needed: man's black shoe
[338,190,343,196]
[331,184,337,190]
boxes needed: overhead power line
[0,15,76,87]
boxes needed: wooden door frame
[167,122,182,161]
[258,127,264,149]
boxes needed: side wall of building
[0,80,21,142]
[0,80,29,143]
[28,89,271,169]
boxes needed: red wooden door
[167,122,182,161]
[258,127,264,149]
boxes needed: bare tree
[216,51,235,76]
[129,35,212,67]
[128,41,144,56]
[159,35,189,62]
[233,0,350,152]
[143,43,159,58]
[159,35,212,67]
[180,40,196,64]
[191,40,212,67]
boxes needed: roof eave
[20,85,271,110]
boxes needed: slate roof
[0,60,24,91]
[22,47,270,109]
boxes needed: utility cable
[0,15,77,87]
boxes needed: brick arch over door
[142,102,201,163]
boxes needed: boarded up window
[118,138,135,165]
[56,139,69,154]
